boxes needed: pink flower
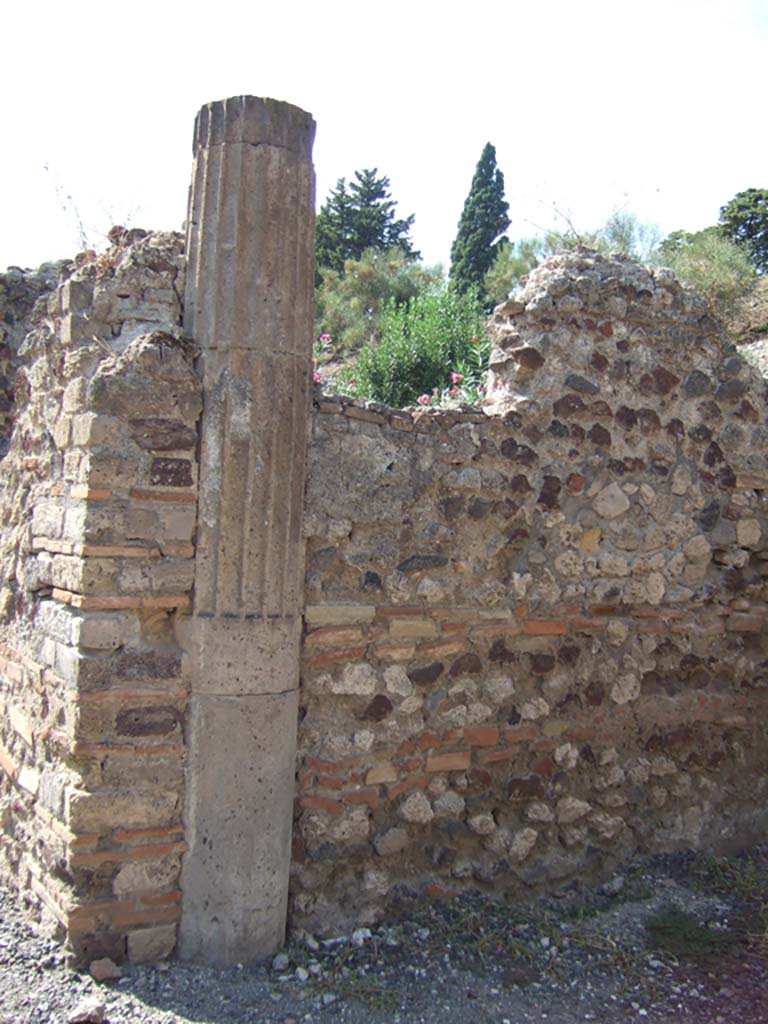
[451,372,464,385]
[313,371,321,384]
[449,387,459,397]
[319,333,332,342]
[417,394,432,406]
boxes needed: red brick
[463,726,499,747]
[71,486,113,500]
[140,890,181,907]
[304,626,365,648]
[111,905,181,928]
[396,739,417,757]
[426,751,471,772]
[71,841,186,866]
[112,825,183,845]
[564,724,600,742]
[374,606,436,619]
[403,757,424,771]
[388,774,429,799]
[532,756,557,777]
[304,645,368,667]
[300,795,344,815]
[373,642,417,662]
[478,747,518,765]
[470,622,522,639]
[416,733,442,751]
[415,638,466,659]
[316,774,344,790]
[304,756,352,774]
[571,617,608,632]
[343,789,380,810]
[502,725,538,744]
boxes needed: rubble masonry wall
[293,251,768,935]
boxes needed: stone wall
[293,250,768,935]
[0,231,201,964]
[0,260,70,447]
[1,100,768,967]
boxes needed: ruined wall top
[484,248,737,420]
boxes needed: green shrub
[314,248,440,355]
[656,227,757,320]
[335,287,487,408]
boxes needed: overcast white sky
[2,0,766,271]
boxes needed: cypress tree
[450,143,510,303]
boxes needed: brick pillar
[178,96,315,964]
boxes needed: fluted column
[179,96,315,965]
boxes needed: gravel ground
[2,848,767,1024]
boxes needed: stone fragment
[509,827,538,862]
[580,528,601,553]
[513,346,545,370]
[89,957,122,982]
[565,372,599,394]
[68,998,106,1024]
[374,827,410,856]
[330,663,378,695]
[520,697,550,720]
[526,802,554,823]
[433,790,466,819]
[670,465,692,495]
[127,924,177,963]
[587,424,611,447]
[408,662,444,686]
[593,482,630,519]
[384,665,413,697]
[538,476,562,509]
[397,554,449,573]
[129,418,198,450]
[737,518,761,548]
[683,534,711,564]
[468,812,496,835]
[399,791,434,825]
[646,571,666,605]
[363,694,393,721]
[150,457,193,487]
[652,366,680,394]
[682,370,711,397]
[715,379,747,401]
[610,674,640,705]
[556,797,591,824]
[508,776,546,801]
[589,811,625,839]
[606,620,628,646]
[449,652,482,676]
[554,742,579,769]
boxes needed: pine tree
[450,143,510,303]
[316,169,419,275]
